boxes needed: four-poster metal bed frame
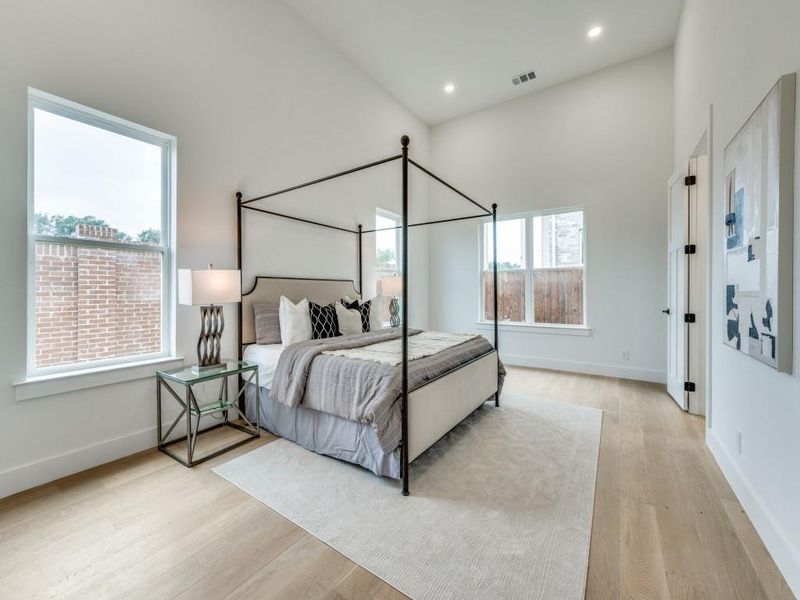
[235,135,499,495]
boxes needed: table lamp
[380,275,403,327]
[178,264,241,372]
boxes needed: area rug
[213,394,602,600]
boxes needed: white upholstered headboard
[240,276,360,346]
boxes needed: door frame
[687,152,709,416]
[693,108,713,423]
[685,108,713,419]
[667,109,712,417]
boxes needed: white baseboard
[707,430,800,596]
[0,426,157,499]
[500,352,667,384]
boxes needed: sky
[484,218,525,268]
[34,108,162,236]
[375,213,398,255]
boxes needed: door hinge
[684,313,696,323]
[684,244,696,254]
[684,381,696,392]
[685,175,697,186]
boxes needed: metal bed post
[236,191,245,412]
[236,192,243,361]
[357,224,363,297]
[400,135,410,496]
[492,203,499,407]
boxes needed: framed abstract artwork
[723,73,796,372]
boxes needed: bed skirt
[245,384,401,478]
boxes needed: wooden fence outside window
[483,268,583,325]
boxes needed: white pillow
[279,296,312,348]
[343,295,384,331]
[335,302,362,335]
[365,296,384,331]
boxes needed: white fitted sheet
[243,343,284,389]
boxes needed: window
[375,209,401,323]
[481,208,586,327]
[375,210,401,277]
[28,90,175,375]
[482,218,527,322]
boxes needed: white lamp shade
[380,276,403,297]
[178,268,241,306]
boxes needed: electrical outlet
[737,431,742,455]
[621,350,630,361]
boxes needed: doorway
[666,135,709,415]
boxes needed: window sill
[14,356,184,402]
[476,321,592,336]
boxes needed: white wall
[428,49,674,383]
[674,0,800,592]
[0,0,428,498]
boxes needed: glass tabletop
[157,360,257,384]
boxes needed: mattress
[243,343,283,389]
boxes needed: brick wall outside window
[35,225,162,369]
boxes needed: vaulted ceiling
[283,0,683,124]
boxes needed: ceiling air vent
[512,70,537,86]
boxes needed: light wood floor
[0,367,793,599]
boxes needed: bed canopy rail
[407,159,491,216]
[236,135,499,496]
[239,154,403,206]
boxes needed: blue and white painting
[723,75,794,372]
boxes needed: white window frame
[26,88,177,378]
[478,206,588,330]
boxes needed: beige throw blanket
[322,331,478,365]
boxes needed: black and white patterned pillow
[343,299,371,332]
[309,302,340,339]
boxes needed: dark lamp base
[197,304,224,368]
[389,297,401,327]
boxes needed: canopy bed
[235,135,501,495]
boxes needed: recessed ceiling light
[443,83,455,94]
[587,26,603,38]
